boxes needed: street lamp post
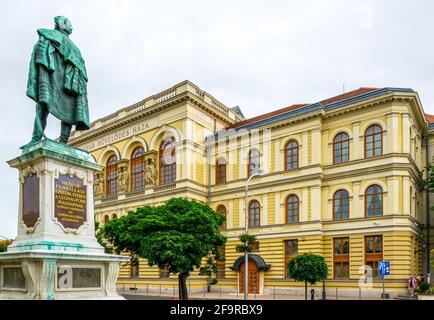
[244,168,264,301]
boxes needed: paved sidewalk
[120,290,385,300]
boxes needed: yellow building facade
[69,81,434,297]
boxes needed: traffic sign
[378,261,391,276]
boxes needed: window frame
[285,194,299,224]
[106,155,118,197]
[159,137,176,186]
[365,184,383,217]
[333,189,350,221]
[284,239,298,277]
[215,157,227,184]
[285,140,299,170]
[248,149,261,177]
[364,235,383,279]
[333,132,350,164]
[364,125,383,158]
[333,237,350,279]
[130,146,145,192]
[216,205,227,230]
[130,257,140,279]
[216,246,226,279]
[248,200,260,227]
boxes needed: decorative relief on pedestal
[21,261,38,299]
[54,173,87,233]
[21,166,40,233]
[117,160,129,193]
[93,171,104,198]
[40,259,57,300]
[144,150,158,186]
[105,262,120,296]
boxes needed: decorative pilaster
[105,262,120,296]
[40,259,57,300]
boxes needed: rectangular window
[159,268,170,279]
[216,162,226,184]
[284,240,298,277]
[365,235,383,279]
[216,246,225,279]
[249,241,259,252]
[130,258,140,279]
[334,238,350,279]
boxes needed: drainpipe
[424,135,431,282]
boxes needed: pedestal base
[0,249,127,300]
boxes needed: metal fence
[118,282,393,300]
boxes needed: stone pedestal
[0,140,128,300]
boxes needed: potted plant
[416,281,434,300]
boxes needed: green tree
[235,233,257,253]
[101,198,226,300]
[287,253,328,300]
[0,240,12,253]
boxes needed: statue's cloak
[26,28,90,130]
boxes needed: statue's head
[54,16,73,35]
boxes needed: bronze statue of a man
[21,16,90,149]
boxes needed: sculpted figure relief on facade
[117,163,129,192]
[145,157,157,186]
[94,171,104,198]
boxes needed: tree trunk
[178,272,189,300]
[305,281,307,300]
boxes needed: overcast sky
[1,0,434,238]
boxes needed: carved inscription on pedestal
[54,174,87,230]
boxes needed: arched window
[248,149,260,177]
[106,155,118,197]
[286,195,299,224]
[365,125,383,158]
[333,190,349,220]
[159,136,176,185]
[365,185,383,217]
[131,146,145,192]
[333,133,350,164]
[285,140,299,170]
[103,215,109,224]
[216,205,227,230]
[215,157,227,184]
[248,200,260,227]
[112,214,118,220]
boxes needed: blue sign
[378,261,391,276]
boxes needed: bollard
[134,284,137,295]
[173,285,175,297]
[146,284,149,296]
[273,286,276,300]
[220,285,222,298]
[159,284,162,296]
[310,289,315,300]
[123,284,125,295]
[359,287,361,300]
[203,286,206,297]
[336,288,338,300]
